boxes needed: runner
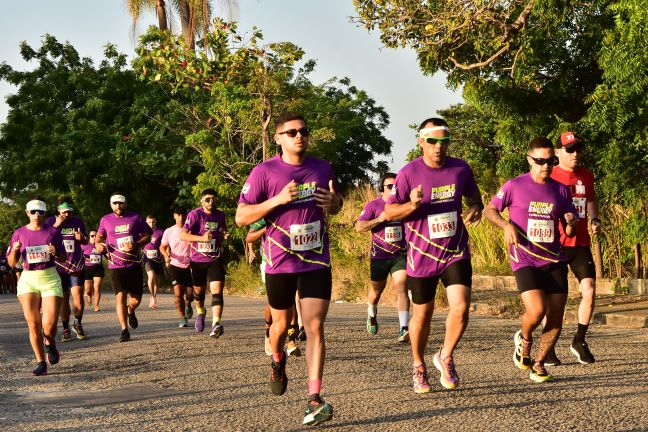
[160,205,194,328]
[82,230,105,312]
[0,248,11,294]
[356,172,410,342]
[95,193,152,342]
[384,117,483,393]
[8,197,65,376]
[180,189,227,337]
[484,136,578,383]
[143,215,164,309]
[45,197,89,341]
[236,112,341,426]
[548,131,600,365]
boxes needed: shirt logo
[528,201,554,215]
[114,224,130,234]
[205,221,218,230]
[61,228,75,236]
[430,184,456,200]
[242,183,251,194]
[575,180,586,195]
[295,181,317,202]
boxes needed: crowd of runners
[4,112,602,426]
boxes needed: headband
[26,200,47,212]
[419,126,449,138]
[110,195,126,204]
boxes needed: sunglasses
[383,184,395,190]
[90,234,96,237]
[528,155,559,166]
[278,127,310,138]
[29,210,45,215]
[111,202,125,205]
[424,136,450,145]
[203,197,215,203]
[564,145,583,154]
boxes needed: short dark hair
[528,137,553,151]
[172,205,187,215]
[275,113,306,130]
[201,188,217,197]
[146,215,156,220]
[379,172,397,188]
[418,117,448,131]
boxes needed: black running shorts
[110,265,144,296]
[84,265,105,280]
[168,264,193,287]
[563,246,596,281]
[370,254,407,282]
[190,260,225,286]
[265,268,332,310]
[406,259,473,305]
[144,259,164,276]
[514,262,568,294]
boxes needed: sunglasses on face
[278,127,310,138]
[383,184,395,190]
[203,197,215,203]
[90,234,96,237]
[528,155,559,166]
[564,145,583,154]
[111,202,125,205]
[424,136,450,145]
[29,210,45,215]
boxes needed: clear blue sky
[0,0,462,171]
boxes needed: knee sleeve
[211,293,224,306]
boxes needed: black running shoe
[45,342,60,365]
[544,347,561,366]
[270,352,288,396]
[32,361,48,376]
[570,339,595,364]
[297,326,307,341]
[120,329,131,342]
[128,311,138,329]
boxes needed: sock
[272,351,284,363]
[398,310,409,328]
[62,320,69,330]
[307,379,322,397]
[75,315,82,325]
[197,307,206,316]
[212,316,221,326]
[575,323,588,342]
[367,304,377,318]
[265,327,270,337]
[298,316,303,328]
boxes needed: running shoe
[366,315,379,335]
[297,326,307,341]
[61,328,72,342]
[398,327,410,343]
[72,323,87,340]
[32,361,48,376]
[128,311,138,329]
[184,304,193,319]
[179,317,188,328]
[529,361,553,383]
[513,330,532,370]
[544,347,562,366]
[94,307,101,312]
[270,352,288,396]
[432,351,459,389]
[303,394,333,426]
[45,341,60,365]
[195,314,205,332]
[264,334,272,356]
[119,329,130,342]
[286,340,302,357]
[570,339,595,364]
[412,363,432,394]
[209,322,224,338]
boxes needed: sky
[0,0,462,171]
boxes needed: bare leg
[299,297,330,380]
[93,277,102,310]
[578,278,596,327]
[440,284,470,357]
[173,284,186,318]
[410,299,435,365]
[19,293,46,362]
[520,289,547,341]
[537,293,567,361]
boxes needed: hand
[121,241,134,252]
[165,259,171,269]
[54,214,64,227]
[565,212,578,228]
[247,249,257,264]
[201,231,213,242]
[95,243,105,254]
[277,180,298,205]
[377,211,388,223]
[462,204,482,226]
[48,243,56,255]
[504,222,518,247]
[410,185,423,208]
[74,228,83,241]
[314,180,339,213]
[591,219,601,236]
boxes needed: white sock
[367,304,377,318]
[398,310,409,328]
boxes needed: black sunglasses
[528,155,559,166]
[278,127,310,138]
[383,184,395,190]
[203,197,215,202]
[425,136,450,145]
[29,210,45,215]
[564,145,583,154]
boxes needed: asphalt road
[1,294,647,431]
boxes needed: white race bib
[116,235,134,252]
[197,240,216,253]
[63,239,75,253]
[384,226,403,243]
[527,219,554,243]
[26,245,50,264]
[427,212,457,239]
[89,254,102,264]
[146,249,159,259]
[290,221,322,251]
[572,197,586,219]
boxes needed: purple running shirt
[239,155,339,275]
[8,226,65,271]
[183,208,226,263]
[142,228,164,263]
[45,216,88,274]
[388,157,478,278]
[357,197,405,260]
[81,243,104,268]
[97,211,152,269]
[489,173,578,272]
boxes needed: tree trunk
[592,238,603,279]
[156,0,168,31]
[178,0,195,49]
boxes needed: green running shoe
[303,394,333,426]
[366,315,378,335]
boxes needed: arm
[235,180,297,227]
[563,213,578,238]
[355,212,387,232]
[179,229,211,243]
[245,226,267,243]
[587,198,601,235]
[462,190,484,226]
[7,241,20,268]
[384,185,423,221]
[160,242,171,266]
[484,203,518,246]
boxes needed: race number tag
[26,245,50,264]
[427,212,457,239]
[89,254,102,264]
[384,226,403,243]
[527,219,554,243]
[290,221,322,251]
[116,235,134,252]
[63,239,75,253]
[573,197,586,219]
[146,250,159,259]
[197,240,216,253]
